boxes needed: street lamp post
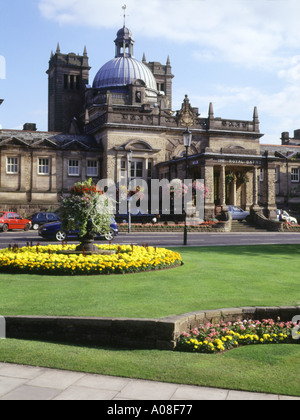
[127,149,133,234]
[183,128,192,245]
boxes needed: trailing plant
[60,179,113,240]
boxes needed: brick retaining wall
[4,306,300,350]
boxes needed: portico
[201,156,277,219]
[158,146,278,221]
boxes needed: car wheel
[104,230,115,241]
[55,231,67,242]
[2,224,9,233]
[24,224,30,232]
[32,223,39,230]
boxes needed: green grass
[0,244,299,396]
[0,245,299,318]
[0,339,299,396]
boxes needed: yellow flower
[0,244,182,276]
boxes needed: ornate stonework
[0,26,299,219]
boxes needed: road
[0,230,300,248]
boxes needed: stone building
[0,24,299,218]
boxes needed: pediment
[61,139,91,151]
[31,138,58,149]
[275,150,299,159]
[125,140,153,151]
[0,136,30,147]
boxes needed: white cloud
[38,0,300,70]
[278,56,300,82]
[175,79,300,143]
[38,0,300,143]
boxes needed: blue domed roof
[92,26,158,95]
[92,56,157,92]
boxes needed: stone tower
[144,55,174,109]
[47,44,90,133]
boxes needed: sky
[2,0,300,144]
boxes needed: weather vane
[122,4,129,27]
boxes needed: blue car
[31,212,61,230]
[38,218,119,242]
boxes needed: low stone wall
[251,211,284,232]
[4,306,299,350]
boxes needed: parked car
[0,212,32,232]
[38,218,119,242]
[228,206,250,220]
[115,210,158,224]
[276,210,298,224]
[31,212,61,230]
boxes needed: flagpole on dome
[122,5,128,28]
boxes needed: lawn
[0,245,299,318]
[0,244,299,397]
[0,339,299,397]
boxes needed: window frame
[38,158,50,175]
[6,157,19,174]
[291,167,300,183]
[86,160,99,177]
[68,159,80,177]
[131,160,144,179]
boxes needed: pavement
[0,363,299,401]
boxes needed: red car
[0,212,32,232]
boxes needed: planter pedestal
[76,239,99,254]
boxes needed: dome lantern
[115,26,135,58]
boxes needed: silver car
[228,206,250,220]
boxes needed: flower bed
[283,223,300,231]
[0,244,182,276]
[177,318,300,354]
[118,222,222,232]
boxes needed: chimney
[23,123,37,131]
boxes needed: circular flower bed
[177,318,300,354]
[0,244,182,276]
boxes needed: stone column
[203,162,215,219]
[50,155,57,193]
[250,166,260,214]
[19,153,27,192]
[232,177,237,206]
[266,163,277,218]
[253,167,258,206]
[220,165,227,208]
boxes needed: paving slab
[227,390,278,400]
[116,379,182,400]
[0,364,45,380]
[0,363,299,401]
[2,385,61,400]
[0,376,27,398]
[26,369,85,390]
[75,373,130,392]
[171,385,229,400]
[53,385,118,401]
